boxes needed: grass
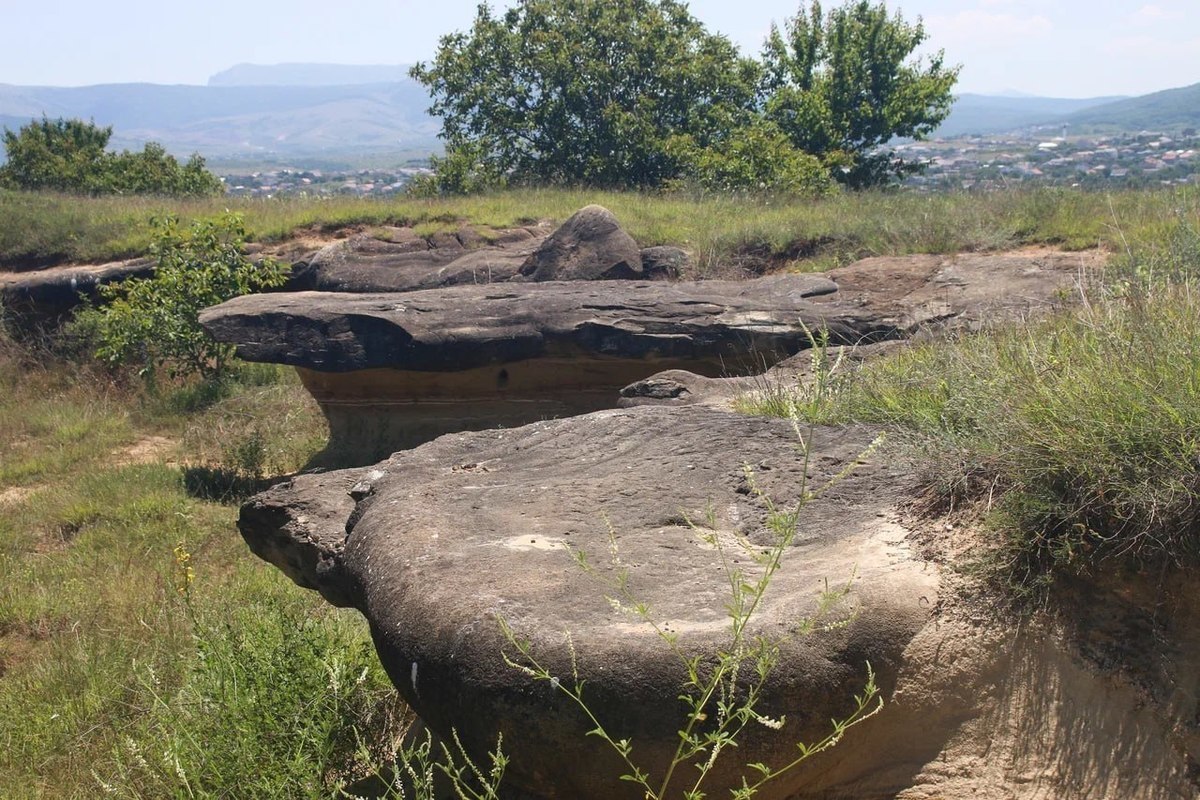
[742,211,1200,595]
[5,185,1200,274]
[5,184,1200,793]
[0,320,405,798]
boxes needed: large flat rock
[200,275,857,461]
[240,404,1200,800]
[0,257,154,323]
[240,405,937,798]
[201,250,1086,464]
[287,228,548,293]
[199,274,850,373]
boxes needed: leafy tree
[75,214,287,382]
[410,0,761,190]
[104,142,224,196]
[0,117,112,193]
[0,117,223,196]
[761,1,959,188]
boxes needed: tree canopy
[411,0,762,191]
[762,1,959,188]
[0,117,224,196]
[411,0,958,193]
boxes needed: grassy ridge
[5,185,1200,271]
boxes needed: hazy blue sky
[4,0,1197,98]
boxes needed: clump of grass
[747,275,1200,591]
[0,325,380,797]
[98,562,407,800]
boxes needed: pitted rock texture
[239,405,936,798]
[240,404,1200,800]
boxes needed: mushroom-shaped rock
[519,205,645,281]
[199,275,860,462]
[238,405,937,799]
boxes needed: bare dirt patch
[112,435,178,467]
[0,485,37,507]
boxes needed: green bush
[74,213,287,382]
[0,117,223,196]
[672,119,836,196]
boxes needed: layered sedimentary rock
[238,404,1200,799]
[201,248,1089,463]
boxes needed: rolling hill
[0,75,438,163]
[933,93,1124,138]
[1061,82,1200,133]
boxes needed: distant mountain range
[938,83,1200,137]
[0,64,439,166]
[0,63,1197,168]
[208,63,415,87]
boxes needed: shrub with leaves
[0,116,223,196]
[75,213,287,382]
[672,119,836,196]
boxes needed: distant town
[898,128,1199,191]
[217,129,1200,199]
[219,163,433,199]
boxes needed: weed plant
[99,558,408,799]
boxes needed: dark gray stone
[639,245,690,280]
[519,205,645,281]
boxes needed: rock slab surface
[199,274,850,374]
[241,405,936,798]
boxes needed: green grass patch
[0,320,386,797]
[6,185,1200,273]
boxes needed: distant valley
[0,63,1197,174]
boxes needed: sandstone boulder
[287,228,547,293]
[240,405,1200,800]
[239,405,935,798]
[519,204,645,281]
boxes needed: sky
[2,0,1197,98]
